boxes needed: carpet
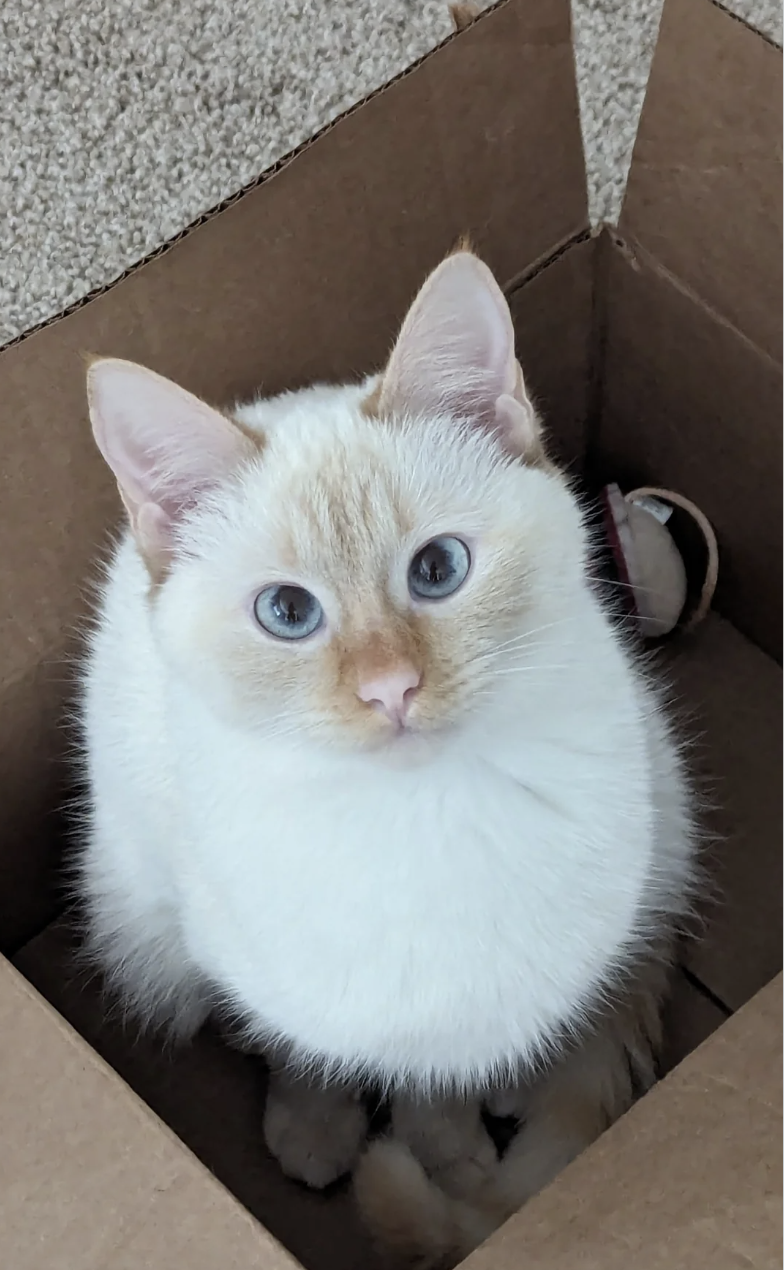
[1,0,781,346]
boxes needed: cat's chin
[358,718,454,765]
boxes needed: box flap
[620,0,782,362]
[0,957,297,1269]
[467,976,782,1269]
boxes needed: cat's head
[87,250,586,754]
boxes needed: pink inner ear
[378,252,518,427]
[87,359,254,536]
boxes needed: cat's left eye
[253,585,323,640]
[408,536,471,601]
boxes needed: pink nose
[357,665,421,726]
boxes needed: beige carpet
[1,0,781,346]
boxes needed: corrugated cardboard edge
[708,0,782,47]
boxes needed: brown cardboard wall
[508,236,594,467]
[621,0,782,362]
[600,240,782,660]
[0,663,71,952]
[659,970,727,1073]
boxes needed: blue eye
[408,536,471,600]
[253,585,323,640]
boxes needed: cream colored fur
[79,251,695,1263]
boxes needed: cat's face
[87,250,586,755]
[153,405,584,751]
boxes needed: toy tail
[354,1139,498,1269]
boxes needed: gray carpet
[1,0,781,346]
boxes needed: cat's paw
[263,1070,368,1190]
[391,1092,497,1200]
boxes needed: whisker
[472,642,576,670]
[482,663,572,681]
[493,618,570,648]
[470,626,574,666]
[586,573,657,597]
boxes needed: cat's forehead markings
[275,446,412,575]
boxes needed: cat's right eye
[253,585,323,641]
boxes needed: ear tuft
[494,394,542,461]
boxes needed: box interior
[0,2,780,1268]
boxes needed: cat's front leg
[263,1067,369,1189]
[391,1091,497,1200]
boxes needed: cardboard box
[0,0,780,1266]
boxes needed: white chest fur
[168,684,655,1088]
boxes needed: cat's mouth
[366,716,419,746]
[364,711,449,758]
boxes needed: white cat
[79,249,695,1264]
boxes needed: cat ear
[376,251,541,458]
[87,358,256,569]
